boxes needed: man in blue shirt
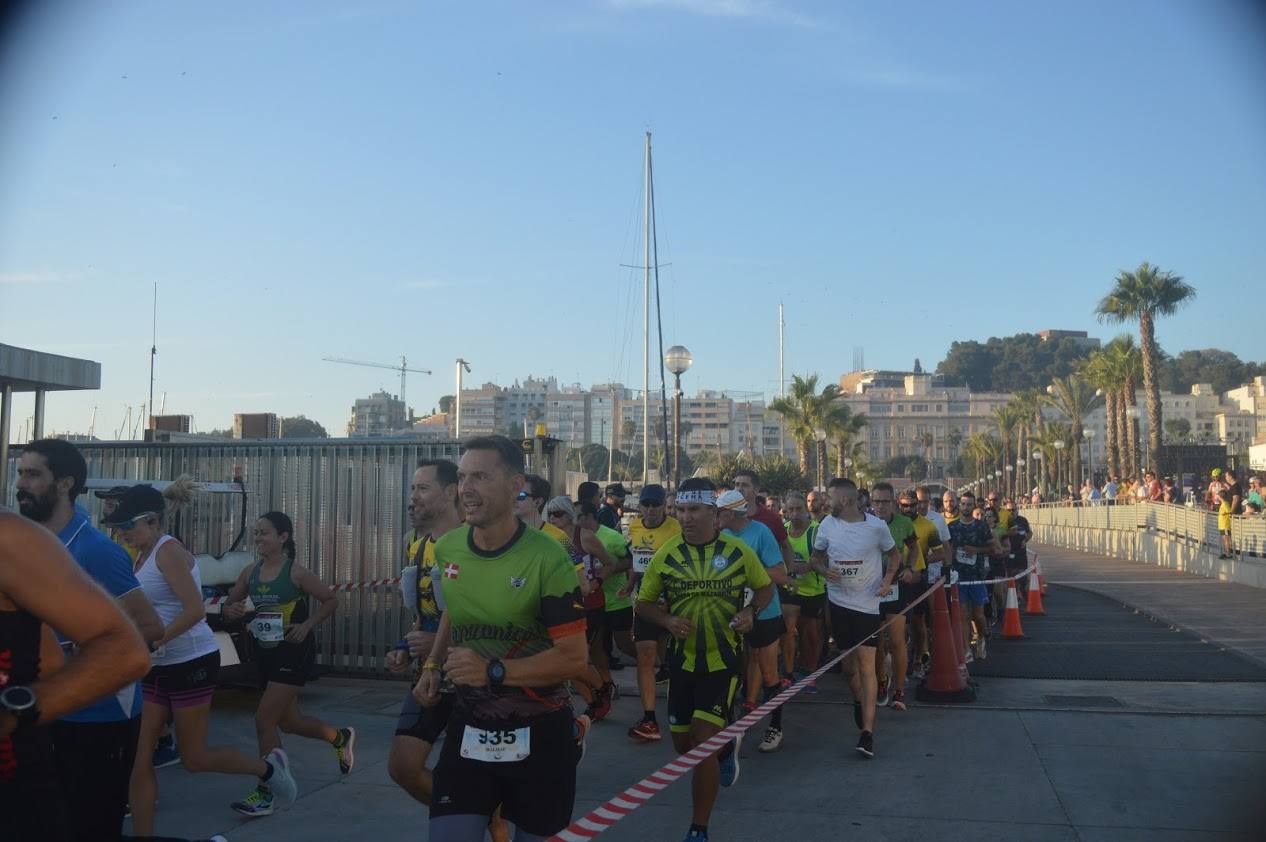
[717,490,790,754]
[16,439,163,841]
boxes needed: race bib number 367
[460,726,531,763]
[833,560,863,578]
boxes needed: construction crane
[323,356,432,410]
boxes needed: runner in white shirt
[809,478,900,759]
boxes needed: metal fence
[1021,500,1266,587]
[5,439,462,676]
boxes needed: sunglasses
[516,491,530,501]
[898,502,914,509]
[112,513,154,530]
[547,510,568,519]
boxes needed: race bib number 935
[460,726,531,763]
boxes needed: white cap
[716,489,748,513]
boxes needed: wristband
[394,639,410,652]
[422,661,442,672]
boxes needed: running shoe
[911,664,926,681]
[628,719,662,742]
[208,836,229,842]
[891,690,907,712]
[574,713,591,765]
[590,685,613,721]
[976,637,988,661]
[656,665,671,684]
[333,727,356,774]
[877,674,893,708]
[263,748,298,807]
[152,734,181,769]
[856,730,874,759]
[778,676,793,691]
[965,650,975,664]
[230,785,274,817]
[758,727,783,753]
[853,700,863,729]
[718,736,742,787]
[801,680,818,696]
[682,829,709,841]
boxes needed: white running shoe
[263,748,298,807]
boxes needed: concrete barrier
[1021,501,1266,589]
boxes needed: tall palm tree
[1103,335,1143,479]
[963,432,1000,486]
[769,374,824,476]
[1043,375,1103,490]
[919,431,935,479]
[1009,390,1043,496]
[1096,262,1197,472]
[828,402,868,479]
[993,404,1024,498]
[1080,350,1119,480]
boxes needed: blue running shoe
[718,735,741,787]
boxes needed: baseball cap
[639,484,666,505]
[716,489,748,513]
[605,483,629,498]
[93,485,131,500]
[102,484,165,527]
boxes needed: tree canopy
[935,333,1094,392]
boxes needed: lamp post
[1054,440,1066,493]
[1084,428,1096,488]
[1005,464,1013,499]
[843,457,853,479]
[993,469,1002,496]
[1126,406,1141,474]
[1016,458,1026,499]
[664,345,693,490]
[1032,450,1044,497]
[813,427,828,489]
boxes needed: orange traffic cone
[1001,580,1025,639]
[1025,569,1046,615]
[1038,557,1048,595]
[915,583,976,703]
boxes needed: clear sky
[2,0,1264,439]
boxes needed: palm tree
[963,432,1000,486]
[1043,375,1103,490]
[1009,389,1043,497]
[993,404,1024,498]
[919,431,935,479]
[828,402,867,479]
[1103,335,1143,479]
[1080,350,1118,480]
[769,374,825,476]
[1096,262,1197,472]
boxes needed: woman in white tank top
[106,485,298,835]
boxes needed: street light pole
[664,345,693,490]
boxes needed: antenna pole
[642,132,651,485]
[149,283,157,435]
[779,302,785,397]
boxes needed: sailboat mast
[642,132,651,485]
[779,302,785,397]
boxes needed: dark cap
[102,484,165,526]
[605,483,629,498]
[638,484,666,505]
[93,485,132,500]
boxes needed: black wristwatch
[486,658,507,688]
[0,685,40,732]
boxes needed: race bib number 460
[632,550,654,574]
[460,726,530,763]
[250,611,285,643]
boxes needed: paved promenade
[130,544,1266,842]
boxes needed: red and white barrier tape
[957,560,1038,587]
[549,576,945,842]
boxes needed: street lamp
[1005,464,1013,498]
[843,457,853,479]
[664,345,693,490]
[1054,440,1066,491]
[813,427,828,489]
[1084,428,1096,487]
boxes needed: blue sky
[2,0,1264,438]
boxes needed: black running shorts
[395,688,455,743]
[252,637,314,688]
[829,603,882,650]
[745,615,786,649]
[605,606,634,634]
[797,593,827,620]
[429,707,578,836]
[632,611,666,642]
[667,665,739,733]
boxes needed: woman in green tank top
[221,511,354,816]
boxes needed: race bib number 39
[460,726,531,763]
[250,611,285,643]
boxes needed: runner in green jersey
[781,492,824,686]
[414,436,588,842]
[636,477,773,842]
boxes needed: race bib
[949,569,960,585]
[879,584,900,603]
[955,547,974,566]
[833,560,863,579]
[460,725,530,762]
[250,611,285,643]
[632,549,654,574]
[927,561,943,581]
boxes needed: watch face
[2,686,35,710]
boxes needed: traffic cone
[1001,580,1024,639]
[1025,569,1046,615]
[915,583,976,703]
[1038,557,1048,596]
